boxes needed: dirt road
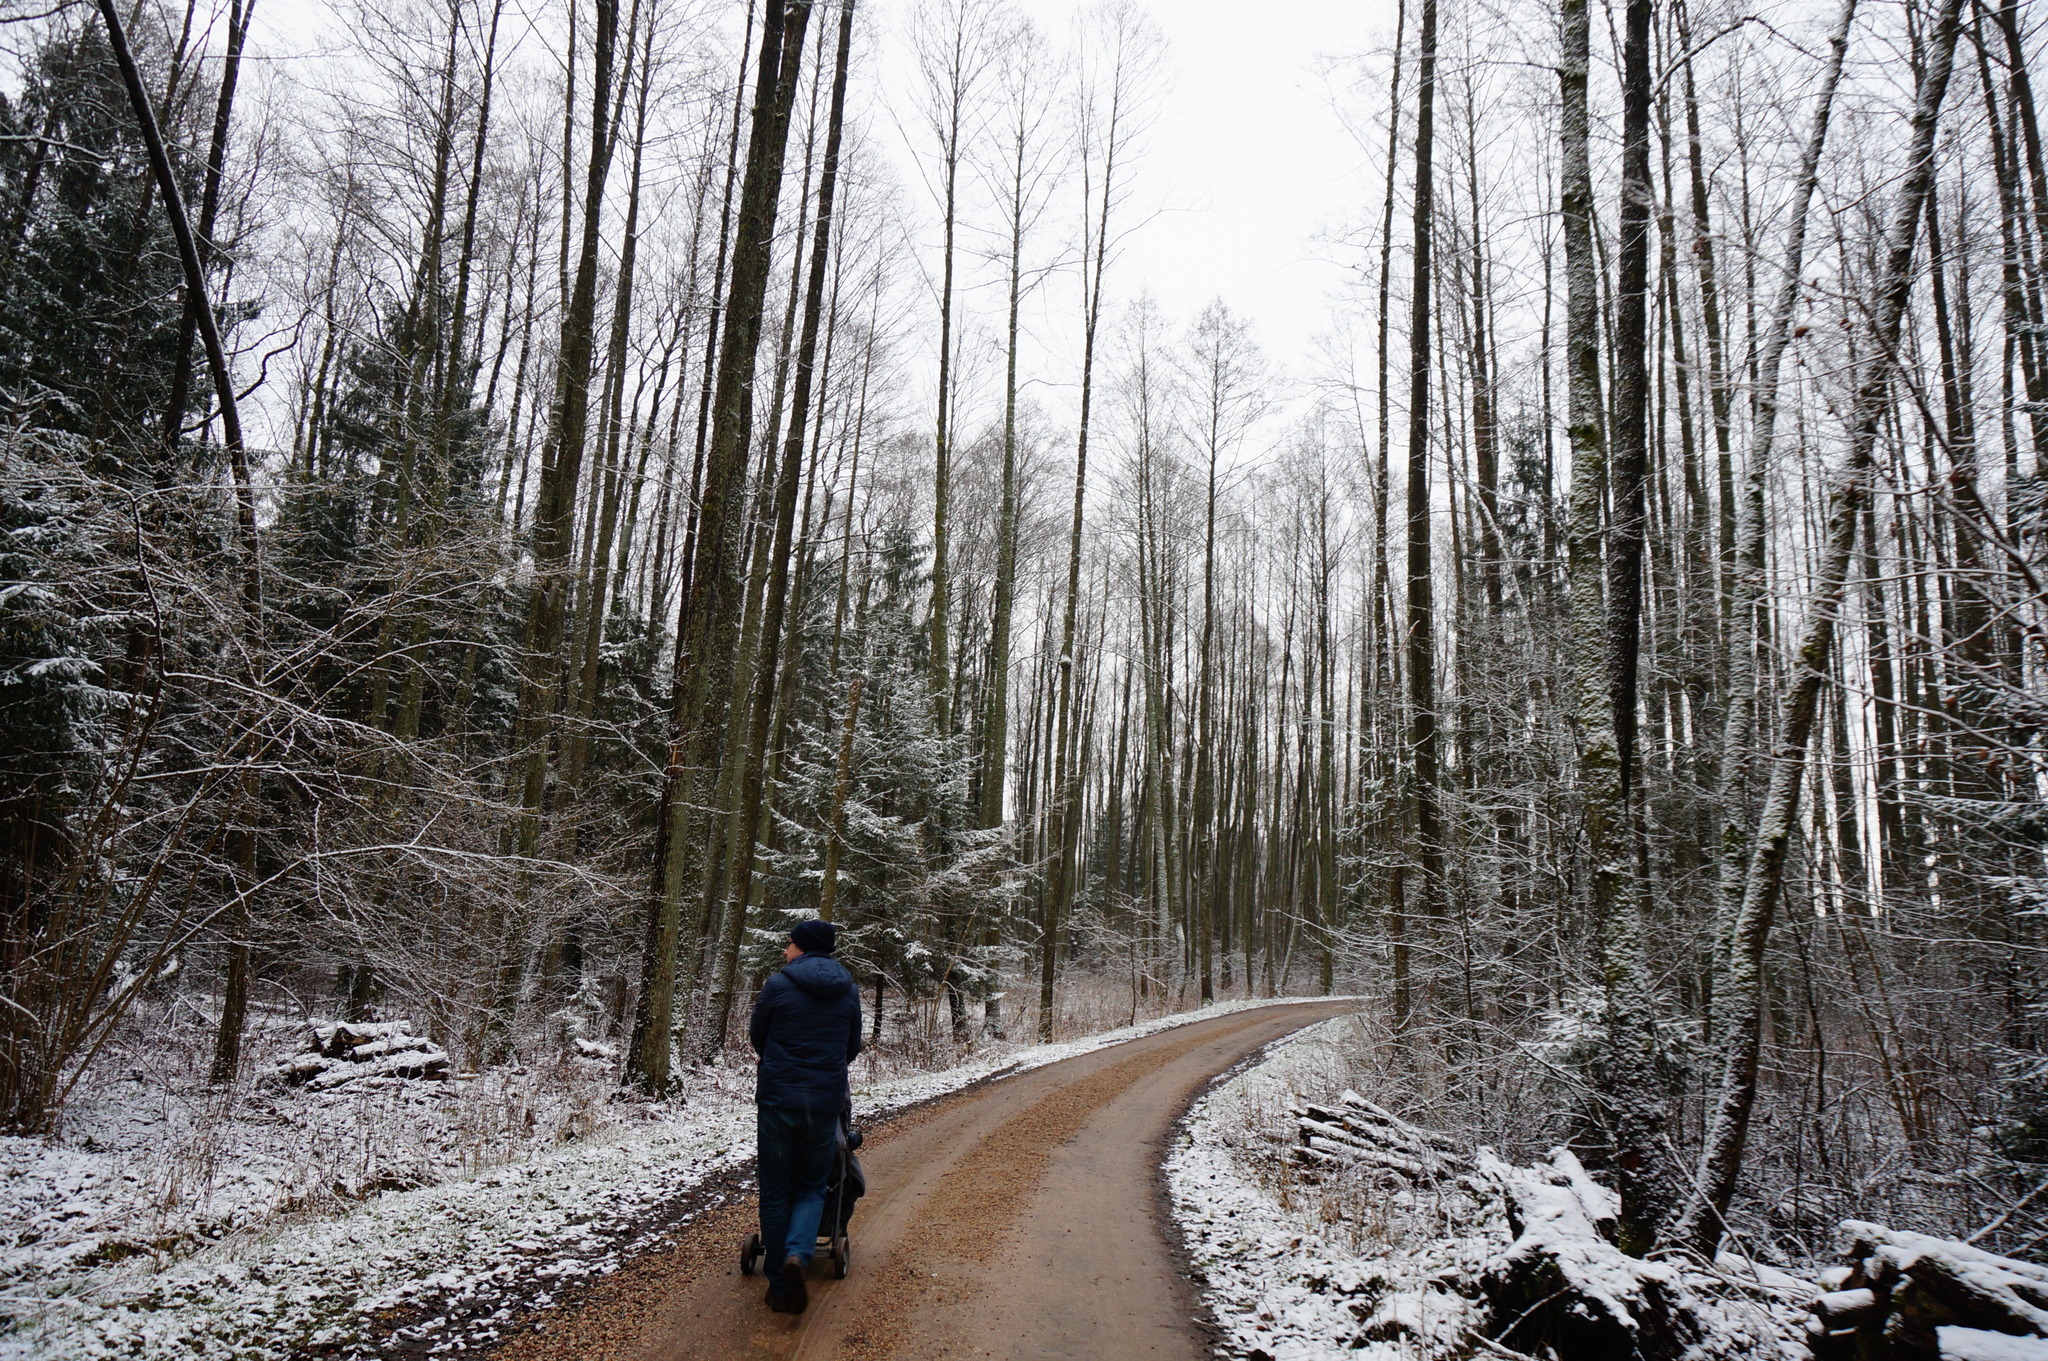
[487,1000,1355,1361]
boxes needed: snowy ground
[0,993,1344,1359]
[1167,1015,1817,1361]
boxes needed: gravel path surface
[483,1000,1359,1361]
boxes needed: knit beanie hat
[790,919,838,955]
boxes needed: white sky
[860,0,1405,403]
[1020,0,1395,369]
[853,0,1407,445]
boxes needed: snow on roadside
[1169,1015,1491,1361]
[1167,1015,1814,1361]
[0,1002,657,1309]
[1,994,1346,1359]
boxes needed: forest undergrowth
[1176,1015,1816,1359]
[1194,1003,2028,1282]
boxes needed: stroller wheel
[740,1231,761,1276]
[830,1235,849,1279]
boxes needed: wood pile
[272,1019,451,1090]
[1806,1221,2048,1361]
[1277,1102,2048,1359]
[1287,1088,1464,1183]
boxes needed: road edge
[1151,1003,1369,1361]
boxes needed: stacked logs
[272,1019,451,1090]
[1282,1098,2048,1359]
[1806,1222,2048,1360]
[1288,1089,1462,1184]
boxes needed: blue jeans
[757,1104,838,1265]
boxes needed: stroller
[741,1116,865,1280]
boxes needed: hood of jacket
[782,951,853,1001]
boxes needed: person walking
[750,918,862,1314]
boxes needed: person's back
[749,920,861,1315]
[751,950,861,1112]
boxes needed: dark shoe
[764,1277,788,1312]
[780,1255,809,1314]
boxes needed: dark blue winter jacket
[749,952,863,1111]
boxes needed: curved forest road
[486,1000,1358,1361]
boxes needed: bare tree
[1037,0,1164,1040]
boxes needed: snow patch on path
[0,995,1348,1359]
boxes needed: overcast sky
[859,0,1404,431]
[1002,0,1394,368]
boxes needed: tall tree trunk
[703,0,855,1048]
[923,8,979,743]
[562,4,655,800]
[678,0,756,604]
[1674,0,1735,588]
[509,0,622,860]
[1314,498,1338,995]
[95,0,262,1088]
[162,0,252,468]
[1709,0,1855,1037]
[978,34,1051,1038]
[1401,0,1441,1026]
[1987,0,2048,470]
[1040,15,1147,1038]
[1675,0,1960,1254]
[1594,0,1674,1254]
[1192,413,1220,1005]
[1373,0,1409,1025]
[629,0,813,1090]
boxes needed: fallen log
[1471,1146,1700,1361]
